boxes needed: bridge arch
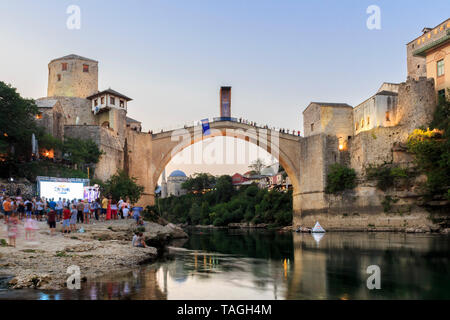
[125,120,304,219]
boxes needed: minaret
[161,169,168,199]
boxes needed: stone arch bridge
[124,120,344,226]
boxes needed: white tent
[311,221,325,233]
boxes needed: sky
[0,0,449,179]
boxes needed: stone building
[353,85,399,135]
[35,54,140,181]
[47,54,98,99]
[407,18,450,99]
[302,102,353,150]
[166,170,187,197]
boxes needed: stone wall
[0,179,35,198]
[64,125,124,181]
[124,129,154,205]
[57,97,97,126]
[303,104,353,141]
[293,77,440,230]
[394,77,436,130]
[36,99,65,141]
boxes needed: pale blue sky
[0,1,448,177]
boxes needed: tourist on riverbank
[132,206,141,223]
[122,200,130,219]
[111,199,118,220]
[36,198,44,221]
[48,198,56,212]
[24,199,33,219]
[106,196,112,220]
[76,200,84,224]
[70,204,78,232]
[101,196,108,221]
[83,200,91,224]
[118,197,124,219]
[56,198,63,222]
[132,232,146,248]
[62,206,71,233]
[7,212,19,247]
[2,197,12,223]
[17,199,25,220]
[47,209,57,235]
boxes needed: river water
[1,229,449,300]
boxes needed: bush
[325,164,357,194]
[366,163,409,191]
[407,128,449,196]
[381,195,399,213]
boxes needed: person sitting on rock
[133,232,146,248]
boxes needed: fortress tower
[47,54,98,98]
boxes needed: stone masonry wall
[64,125,124,181]
[48,58,98,99]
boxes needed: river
[1,229,449,300]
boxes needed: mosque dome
[169,170,187,178]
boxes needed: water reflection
[0,230,449,300]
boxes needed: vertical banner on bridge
[220,86,231,118]
[201,118,211,135]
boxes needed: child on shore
[122,201,130,219]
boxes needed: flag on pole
[201,118,211,135]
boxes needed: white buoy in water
[311,221,325,233]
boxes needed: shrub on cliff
[325,164,356,194]
[406,98,450,197]
[366,163,409,191]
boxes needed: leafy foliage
[102,170,144,203]
[0,81,103,180]
[406,98,450,197]
[0,81,40,157]
[325,164,357,194]
[62,137,103,167]
[366,163,409,191]
[157,178,292,227]
[181,173,216,193]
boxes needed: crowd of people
[148,118,302,137]
[237,118,301,136]
[0,193,145,247]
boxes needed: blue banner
[201,118,211,135]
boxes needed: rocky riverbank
[0,219,187,290]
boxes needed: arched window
[101,121,110,128]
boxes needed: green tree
[189,202,202,225]
[325,163,357,194]
[103,170,144,203]
[62,137,103,168]
[182,173,216,193]
[215,175,234,202]
[0,82,43,177]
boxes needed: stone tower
[47,54,98,98]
